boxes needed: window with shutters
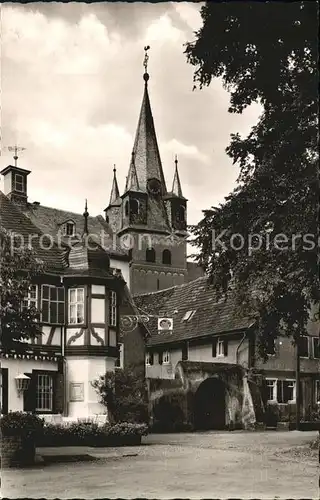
[266,379,277,402]
[163,351,170,364]
[146,351,154,366]
[41,285,65,324]
[109,291,117,327]
[68,288,84,324]
[36,374,53,411]
[22,285,38,310]
[299,336,309,358]
[277,379,296,403]
[312,337,320,359]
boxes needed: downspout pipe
[236,331,247,365]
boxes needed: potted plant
[0,412,44,468]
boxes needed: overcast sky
[1,2,261,228]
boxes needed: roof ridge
[26,202,102,220]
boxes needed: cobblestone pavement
[2,431,318,499]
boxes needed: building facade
[135,278,320,429]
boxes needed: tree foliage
[185,2,319,358]
[92,367,148,424]
[0,228,43,349]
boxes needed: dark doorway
[194,377,226,430]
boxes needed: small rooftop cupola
[172,155,183,198]
[0,146,30,206]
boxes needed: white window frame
[36,374,53,412]
[41,285,65,324]
[163,350,170,364]
[146,351,152,366]
[68,288,85,325]
[266,378,277,403]
[285,380,296,403]
[217,338,225,357]
[14,173,25,193]
[116,343,124,369]
[312,337,320,359]
[315,380,320,404]
[22,284,38,310]
[267,338,276,357]
[110,291,117,327]
[64,222,75,236]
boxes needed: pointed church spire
[125,151,140,192]
[172,155,183,198]
[124,46,167,195]
[83,199,89,236]
[109,165,120,205]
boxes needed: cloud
[1,2,262,229]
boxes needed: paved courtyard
[2,431,319,499]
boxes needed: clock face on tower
[147,178,161,196]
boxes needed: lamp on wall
[15,374,31,397]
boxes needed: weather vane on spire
[7,145,26,168]
[143,45,150,74]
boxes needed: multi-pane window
[64,222,75,236]
[163,351,170,364]
[146,351,154,366]
[266,379,277,402]
[14,173,25,193]
[22,285,38,310]
[313,337,320,359]
[109,291,117,327]
[299,335,309,357]
[36,374,53,411]
[68,288,84,324]
[277,380,296,403]
[266,337,276,356]
[41,285,65,324]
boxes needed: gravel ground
[1,430,319,499]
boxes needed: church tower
[107,47,188,296]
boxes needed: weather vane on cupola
[143,45,150,82]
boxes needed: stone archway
[194,377,226,430]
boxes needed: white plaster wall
[66,357,115,418]
[146,338,251,379]
[110,258,130,289]
[1,358,58,412]
[41,325,62,346]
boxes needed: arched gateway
[194,377,226,430]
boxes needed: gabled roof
[22,203,128,258]
[0,191,66,272]
[134,277,253,346]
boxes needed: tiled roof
[133,277,253,346]
[23,203,128,257]
[0,191,66,272]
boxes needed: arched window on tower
[162,249,171,265]
[146,247,156,263]
[124,201,129,217]
[176,205,185,223]
[130,199,139,216]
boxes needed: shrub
[0,412,44,439]
[92,368,149,424]
[37,421,148,447]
